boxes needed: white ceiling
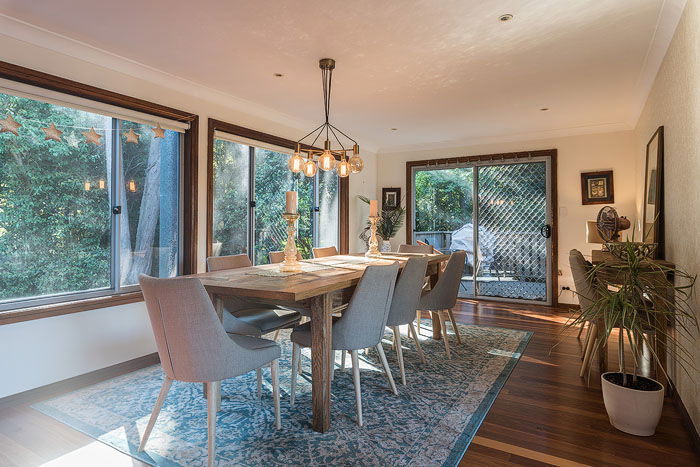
[0,0,685,153]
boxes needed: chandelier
[288,58,363,178]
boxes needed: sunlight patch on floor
[40,439,133,466]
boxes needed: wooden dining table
[194,252,448,433]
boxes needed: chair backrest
[312,246,338,258]
[569,249,599,310]
[419,250,466,310]
[418,240,443,255]
[387,257,429,327]
[206,254,252,272]
[268,250,302,264]
[332,262,399,350]
[139,274,252,382]
[398,243,434,254]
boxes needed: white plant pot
[380,240,392,253]
[601,372,664,436]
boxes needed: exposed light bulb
[318,150,336,171]
[348,154,363,173]
[288,152,304,173]
[336,158,350,178]
[303,159,317,177]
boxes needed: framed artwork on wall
[382,187,401,210]
[580,170,614,205]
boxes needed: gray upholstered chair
[417,250,467,359]
[289,262,400,426]
[570,249,602,377]
[398,243,434,254]
[312,246,338,258]
[386,257,429,384]
[138,275,281,467]
[269,250,302,264]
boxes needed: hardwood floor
[0,299,697,466]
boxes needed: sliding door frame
[406,149,558,306]
[206,118,349,259]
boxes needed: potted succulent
[569,240,697,436]
[358,195,406,252]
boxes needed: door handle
[540,224,552,239]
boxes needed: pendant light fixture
[291,58,363,178]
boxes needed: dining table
[194,252,449,433]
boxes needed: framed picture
[382,187,401,210]
[580,171,614,205]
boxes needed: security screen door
[412,156,553,305]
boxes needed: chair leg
[447,309,462,345]
[416,310,422,334]
[273,329,281,341]
[577,321,586,339]
[206,381,219,467]
[375,343,398,395]
[341,350,346,370]
[138,377,172,452]
[438,310,452,359]
[581,322,593,360]
[270,359,281,429]
[256,368,263,399]
[331,351,336,381]
[351,350,363,427]
[408,322,427,364]
[580,323,598,377]
[290,343,300,405]
[392,326,406,385]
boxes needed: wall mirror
[643,126,664,257]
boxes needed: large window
[0,89,185,310]
[211,132,340,264]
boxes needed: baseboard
[0,352,159,411]
[672,388,700,454]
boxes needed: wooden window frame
[406,149,558,306]
[206,118,349,259]
[0,60,199,324]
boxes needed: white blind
[0,78,190,133]
[213,130,293,155]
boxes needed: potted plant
[358,195,406,252]
[569,240,697,436]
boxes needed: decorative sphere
[303,159,317,177]
[348,154,364,173]
[336,159,350,178]
[318,150,336,171]
[288,153,304,173]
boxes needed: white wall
[0,33,376,398]
[377,131,637,305]
[633,0,699,433]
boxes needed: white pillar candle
[286,191,297,214]
[369,199,378,217]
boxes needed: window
[210,132,340,264]
[0,89,185,311]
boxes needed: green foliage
[568,240,698,386]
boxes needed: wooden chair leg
[577,321,586,339]
[138,377,172,451]
[416,310,422,334]
[270,359,281,429]
[392,326,406,385]
[256,368,263,399]
[375,343,398,395]
[341,350,346,370]
[581,322,593,359]
[272,329,281,341]
[206,381,219,467]
[447,309,462,345]
[408,322,427,364]
[438,310,452,359]
[290,343,300,405]
[580,323,598,377]
[351,350,363,427]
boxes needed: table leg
[311,292,333,432]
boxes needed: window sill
[0,292,144,325]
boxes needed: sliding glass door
[211,137,339,264]
[412,156,553,304]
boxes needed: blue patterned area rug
[33,322,531,466]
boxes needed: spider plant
[569,240,697,388]
[358,195,406,242]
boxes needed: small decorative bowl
[605,242,658,260]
